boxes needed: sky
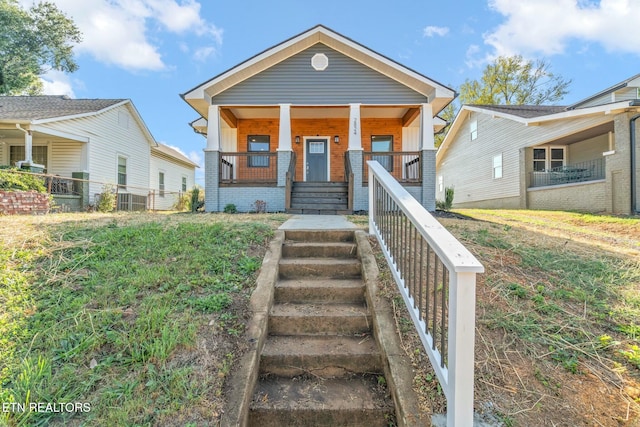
[17,0,640,185]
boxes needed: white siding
[615,87,639,103]
[150,153,196,210]
[437,110,614,206]
[568,134,608,164]
[43,104,152,201]
[402,127,419,151]
[49,141,83,177]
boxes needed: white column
[420,103,435,150]
[25,129,33,163]
[278,103,292,151]
[206,104,221,151]
[348,103,362,150]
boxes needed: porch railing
[344,153,354,211]
[362,151,421,185]
[220,152,278,186]
[367,160,484,427]
[530,157,605,188]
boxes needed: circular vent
[311,53,329,71]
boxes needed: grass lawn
[0,212,286,426]
[2,209,640,426]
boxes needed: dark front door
[306,138,328,181]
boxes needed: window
[117,156,127,189]
[470,120,478,141]
[158,172,165,197]
[438,175,444,192]
[371,135,393,172]
[493,154,503,179]
[10,146,48,168]
[181,176,187,192]
[248,135,270,167]
[533,147,565,171]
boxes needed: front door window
[306,138,328,181]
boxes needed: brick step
[260,335,381,377]
[282,242,357,258]
[275,279,364,304]
[278,258,361,279]
[269,303,371,335]
[249,375,394,427]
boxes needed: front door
[306,138,328,181]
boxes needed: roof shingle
[0,96,125,121]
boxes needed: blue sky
[18,0,640,184]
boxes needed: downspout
[15,124,33,164]
[630,111,640,214]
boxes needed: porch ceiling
[533,122,614,146]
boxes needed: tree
[0,0,81,95]
[458,55,571,106]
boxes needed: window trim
[10,145,48,168]
[371,135,394,172]
[181,175,187,192]
[117,155,128,190]
[470,120,478,141]
[247,135,270,168]
[493,153,503,179]
[158,171,165,197]
[533,146,566,171]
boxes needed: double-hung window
[10,146,48,168]
[493,154,503,179]
[533,147,565,171]
[117,156,127,189]
[181,176,187,192]
[159,172,165,197]
[470,120,478,141]
[248,135,270,167]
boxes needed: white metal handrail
[367,160,484,427]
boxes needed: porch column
[278,104,292,151]
[205,104,221,212]
[348,103,362,150]
[420,103,436,211]
[206,105,221,151]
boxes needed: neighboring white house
[436,73,640,214]
[0,96,197,211]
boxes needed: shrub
[173,192,191,211]
[252,200,267,213]
[190,187,204,212]
[0,169,46,192]
[223,204,237,214]
[436,187,455,211]
[96,184,116,213]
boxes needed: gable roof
[152,144,199,168]
[569,72,640,109]
[0,96,125,121]
[181,25,455,117]
[468,104,567,119]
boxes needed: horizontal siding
[437,111,614,206]
[212,43,427,105]
[567,134,608,164]
[44,105,151,200]
[150,154,195,210]
[615,87,639,103]
[49,141,83,177]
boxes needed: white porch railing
[367,161,484,427]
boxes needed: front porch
[201,104,438,213]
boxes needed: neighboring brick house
[436,73,640,214]
[181,25,454,213]
[0,96,197,211]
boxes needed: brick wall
[0,191,50,215]
[527,180,607,212]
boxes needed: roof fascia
[526,100,635,125]
[151,148,199,168]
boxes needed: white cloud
[188,150,202,167]
[486,0,640,57]
[193,46,216,62]
[423,26,449,37]
[34,0,222,71]
[41,75,76,98]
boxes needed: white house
[436,73,640,214]
[0,96,197,211]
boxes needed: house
[181,25,454,213]
[436,73,640,214]
[0,96,197,211]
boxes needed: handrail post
[447,271,477,427]
[368,174,375,235]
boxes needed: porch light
[334,135,340,144]
[295,136,300,144]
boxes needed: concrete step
[284,230,354,243]
[290,203,349,210]
[260,335,382,377]
[291,192,348,199]
[269,303,371,335]
[249,375,394,427]
[286,208,353,215]
[275,279,364,304]
[279,258,361,279]
[282,242,357,259]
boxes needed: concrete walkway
[278,215,357,230]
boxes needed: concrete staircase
[248,230,395,426]
[288,182,351,215]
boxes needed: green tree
[0,0,82,95]
[435,101,456,148]
[459,55,571,106]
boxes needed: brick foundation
[0,191,50,215]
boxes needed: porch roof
[181,25,455,117]
[0,96,124,121]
